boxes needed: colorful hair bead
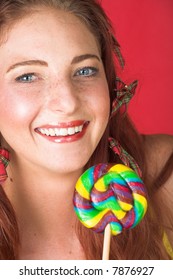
[0,148,10,184]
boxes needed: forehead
[0,8,100,62]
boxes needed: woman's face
[0,9,110,174]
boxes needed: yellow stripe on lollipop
[94,177,107,192]
[81,208,110,228]
[75,178,90,200]
[133,193,148,215]
[82,207,127,229]
[133,193,147,206]
[118,201,133,211]
[112,209,126,219]
[94,164,130,192]
[109,164,131,173]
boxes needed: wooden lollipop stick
[102,224,111,260]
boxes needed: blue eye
[15,73,37,83]
[75,67,98,77]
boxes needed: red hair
[0,0,172,259]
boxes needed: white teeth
[40,128,45,134]
[45,129,50,136]
[68,127,75,135]
[55,128,59,136]
[38,124,85,137]
[49,128,55,136]
[75,126,79,133]
[60,128,68,136]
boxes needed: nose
[46,79,80,115]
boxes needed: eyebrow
[6,54,101,73]
[71,54,101,64]
[7,60,48,73]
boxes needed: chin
[41,161,84,175]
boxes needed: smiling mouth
[35,121,89,142]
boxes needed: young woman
[0,0,172,260]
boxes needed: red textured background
[101,0,173,135]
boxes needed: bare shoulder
[143,133,173,198]
[143,134,173,177]
[144,133,173,159]
[144,134,173,245]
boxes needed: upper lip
[35,120,89,137]
[36,120,87,129]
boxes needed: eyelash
[15,73,37,83]
[15,67,98,83]
[74,67,98,77]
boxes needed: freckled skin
[0,9,110,175]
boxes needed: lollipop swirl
[73,164,147,235]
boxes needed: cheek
[0,87,38,130]
[92,86,110,122]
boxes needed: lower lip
[36,123,89,143]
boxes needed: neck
[3,156,85,259]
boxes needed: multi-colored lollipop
[73,163,147,259]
